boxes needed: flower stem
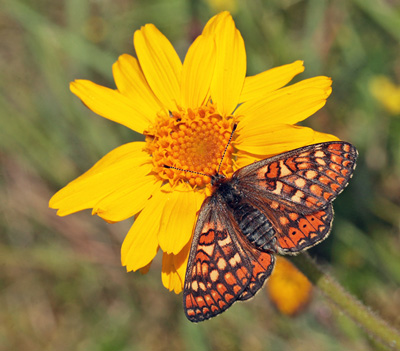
[290,253,400,350]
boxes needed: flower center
[145,104,235,188]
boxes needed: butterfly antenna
[216,123,237,175]
[163,165,210,178]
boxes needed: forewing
[235,142,358,213]
[183,196,254,322]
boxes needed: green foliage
[1,0,400,350]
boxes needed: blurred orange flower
[266,256,313,316]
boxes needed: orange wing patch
[276,205,333,253]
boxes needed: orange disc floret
[145,103,235,188]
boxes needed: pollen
[144,104,235,188]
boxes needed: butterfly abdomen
[216,178,277,252]
[232,203,276,252]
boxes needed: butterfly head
[210,172,227,187]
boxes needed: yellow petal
[181,34,216,109]
[158,183,205,254]
[70,80,152,134]
[240,61,305,102]
[112,54,165,118]
[161,191,205,293]
[235,124,339,157]
[174,241,191,286]
[267,256,313,316]
[203,12,246,116]
[236,76,332,128]
[202,11,230,36]
[162,241,191,294]
[93,172,159,222]
[162,252,182,293]
[310,130,341,143]
[49,142,156,221]
[134,24,182,111]
[233,151,264,169]
[235,129,339,168]
[121,187,168,271]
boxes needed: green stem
[290,253,400,350]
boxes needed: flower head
[49,12,337,293]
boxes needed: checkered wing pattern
[235,142,357,253]
[183,141,358,321]
[183,196,275,322]
[237,142,357,213]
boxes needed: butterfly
[183,141,358,322]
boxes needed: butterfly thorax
[214,176,241,207]
[213,174,277,253]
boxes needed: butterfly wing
[183,195,275,322]
[252,200,334,253]
[236,142,357,213]
[233,142,356,253]
[236,234,275,301]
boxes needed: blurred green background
[1,0,400,350]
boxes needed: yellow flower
[266,256,313,316]
[49,12,337,293]
[369,75,400,115]
[206,0,238,14]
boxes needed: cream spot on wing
[295,178,306,187]
[257,165,269,177]
[198,243,215,256]
[229,253,241,267]
[210,269,219,282]
[305,170,318,179]
[192,280,199,292]
[271,181,283,195]
[217,257,227,270]
[218,235,232,247]
[203,222,224,232]
[292,190,305,203]
[279,162,292,177]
